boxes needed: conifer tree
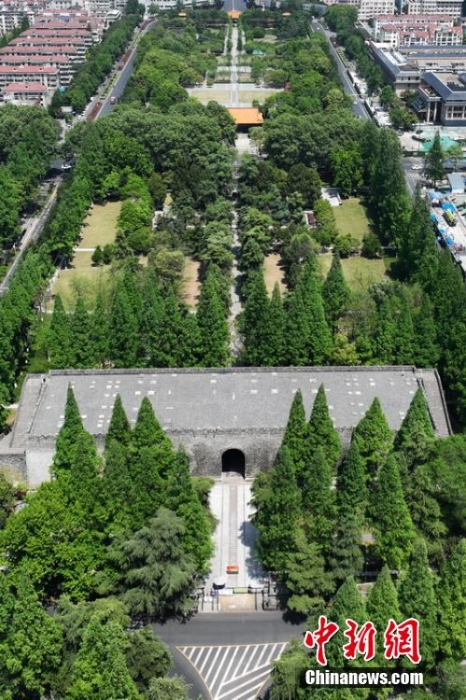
[132,397,171,453]
[307,384,341,469]
[413,295,439,368]
[393,294,415,365]
[70,296,92,368]
[393,388,434,471]
[109,284,139,368]
[196,267,230,367]
[325,577,366,669]
[252,446,301,575]
[286,529,334,615]
[352,398,393,481]
[398,539,438,667]
[140,270,163,367]
[301,258,333,364]
[48,294,72,368]
[370,455,415,570]
[103,438,132,529]
[330,511,364,585]
[166,448,213,574]
[52,385,84,476]
[322,251,350,331]
[406,464,447,560]
[106,395,131,449]
[366,565,401,666]
[240,270,271,366]
[281,390,308,477]
[1,574,64,698]
[285,284,309,366]
[268,283,286,366]
[67,430,101,516]
[426,131,444,183]
[156,290,188,368]
[337,440,368,520]
[437,538,466,660]
[66,617,140,700]
[90,289,109,367]
[302,446,335,549]
[373,297,396,364]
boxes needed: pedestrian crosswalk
[178,642,288,700]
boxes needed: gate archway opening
[221,449,245,478]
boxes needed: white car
[411,165,422,171]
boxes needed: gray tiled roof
[17,366,450,441]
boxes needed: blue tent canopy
[445,236,455,247]
[441,202,456,212]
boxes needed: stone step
[416,370,451,437]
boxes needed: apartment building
[377,23,462,46]
[0,63,59,88]
[407,0,462,17]
[2,80,48,104]
[358,0,395,20]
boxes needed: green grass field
[333,198,370,243]
[320,252,387,292]
[79,201,121,249]
[49,255,112,311]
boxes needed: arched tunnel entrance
[221,449,245,478]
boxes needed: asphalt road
[311,20,370,121]
[402,156,425,196]
[154,612,303,700]
[97,44,139,118]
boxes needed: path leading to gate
[205,477,265,593]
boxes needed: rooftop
[228,107,264,125]
[3,81,47,92]
[12,366,451,445]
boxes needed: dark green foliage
[0,471,15,530]
[301,446,335,548]
[352,398,393,480]
[70,297,92,368]
[398,539,438,667]
[285,528,334,615]
[322,252,350,330]
[48,294,72,369]
[196,266,230,367]
[251,447,301,575]
[132,397,170,453]
[330,511,364,585]
[65,616,140,700]
[110,508,197,621]
[325,576,366,669]
[413,295,439,368]
[240,270,272,365]
[0,574,64,699]
[394,388,434,471]
[370,455,416,570]
[426,131,444,183]
[307,384,341,470]
[281,390,308,476]
[52,385,84,476]
[336,440,368,520]
[437,539,466,661]
[366,566,400,666]
[105,394,131,449]
[165,448,213,574]
[125,627,172,694]
[109,283,139,368]
[268,283,286,365]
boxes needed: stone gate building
[0,366,451,486]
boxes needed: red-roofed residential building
[3,81,49,106]
[0,64,59,89]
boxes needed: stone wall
[0,449,27,483]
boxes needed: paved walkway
[205,478,265,592]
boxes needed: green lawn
[320,253,387,292]
[49,256,112,311]
[79,201,121,249]
[333,198,370,243]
